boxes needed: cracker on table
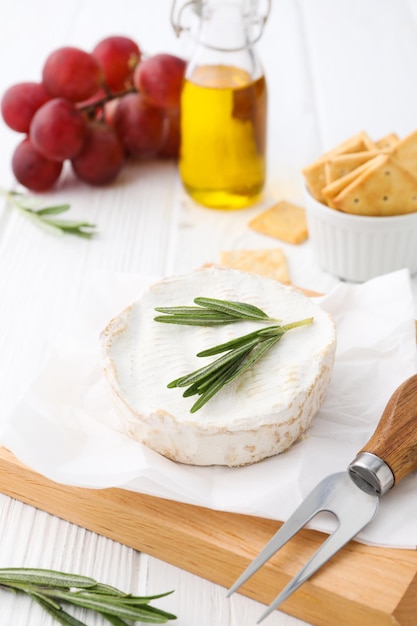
[220,248,290,284]
[248,200,308,244]
[332,154,417,216]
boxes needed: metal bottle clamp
[170,0,271,49]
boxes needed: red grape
[114,93,166,158]
[1,82,51,133]
[2,37,186,195]
[71,121,124,185]
[103,97,120,127]
[157,107,180,158]
[92,36,141,93]
[42,47,103,103]
[12,137,63,191]
[30,98,86,162]
[134,53,186,109]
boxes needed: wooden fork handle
[359,374,417,485]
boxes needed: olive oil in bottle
[180,64,267,209]
[172,0,270,210]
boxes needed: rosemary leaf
[111,591,175,605]
[196,325,283,357]
[226,335,284,386]
[189,354,250,413]
[36,204,71,215]
[193,297,272,320]
[41,217,96,238]
[1,188,97,238]
[28,589,63,611]
[42,217,94,229]
[189,375,231,413]
[183,336,282,412]
[0,568,96,588]
[169,338,261,389]
[30,593,86,626]
[183,350,251,398]
[46,589,167,621]
[83,582,126,596]
[99,613,131,626]
[0,568,176,625]
[22,211,66,236]
[154,315,240,326]
[154,296,277,326]
[155,306,225,315]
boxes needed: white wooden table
[1,1,417,624]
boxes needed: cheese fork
[227,373,417,623]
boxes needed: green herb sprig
[155,297,313,413]
[0,568,176,625]
[1,189,97,238]
[155,296,280,326]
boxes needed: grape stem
[78,85,136,120]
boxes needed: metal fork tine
[228,471,380,622]
[256,517,365,623]
[227,474,340,597]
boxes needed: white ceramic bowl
[303,188,417,282]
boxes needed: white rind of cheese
[100,266,336,467]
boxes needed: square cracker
[331,154,417,216]
[302,131,376,202]
[220,248,290,283]
[375,133,399,150]
[322,155,385,205]
[248,200,308,244]
[324,150,383,185]
[391,129,417,176]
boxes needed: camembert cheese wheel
[100,267,336,466]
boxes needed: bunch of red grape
[1,36,186,192]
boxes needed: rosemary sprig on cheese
[154,297,313,413]
[154,296,280,325]
[0,568,176,625]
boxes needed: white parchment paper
[2,269,417,548]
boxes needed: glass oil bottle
[171,0,270,210]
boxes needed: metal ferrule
[348,452,395,496]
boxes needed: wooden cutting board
[1,320,417,624]
[0,446,416,626]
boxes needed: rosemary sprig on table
[1,189,97,238]
[0,568,176,625]
[155,297,313,413]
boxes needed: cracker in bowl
[302,128,417,216]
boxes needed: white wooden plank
[146,557,306,626]
[0,493,157,626]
